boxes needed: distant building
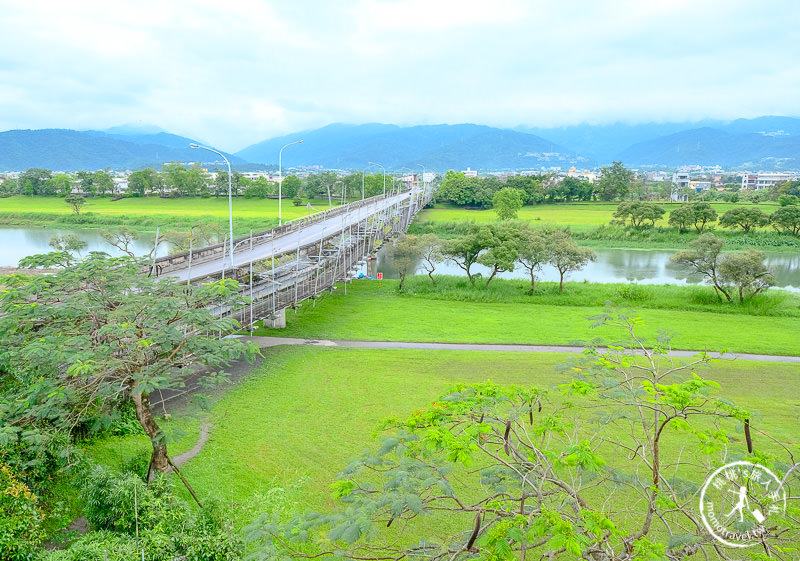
[740,172,797,190]
[462,167,478,178]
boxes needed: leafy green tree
[75,170,96,195]
[213,170,244,197]
[779,194,799,206]
[667,204,694,233]
[249,313,798,560]
[19,168,54,195]
[100,227,139,257]
[438,170,474,206]
[304,172,339,199]
[93,170,115,196]
[243,176,272,199]
[596,161,634,201]
[281,175,302,199]
[717,249,774,303]
[516,225,550,292]
[613,201,665,226]
[49,233,87,256]
[52,173,73,196]
[560,176,594,201]
[770,205,800,235]
[127,168,161,196]
[64,193,86,214]
[548,231,596,292]
[442,223,491,285]
[492,187,523,220]
[0,254,256,482]
[505,174,547,204]
[476,222,521,286]
[719,207,769,233]
[668,202,718,233]
[671,233,730,301]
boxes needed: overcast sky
[1,0,799,152]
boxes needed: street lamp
[190,143,234,271]
[279,140,304,225]
[368,161,386,196]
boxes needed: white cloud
[0,0,798,151]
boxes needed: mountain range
[1,117,799,172]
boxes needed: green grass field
[418,201,779,229]
[251,279,800,356]
[87,345,800,530]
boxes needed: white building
[740,172,797,190]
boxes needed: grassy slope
[252,279,800,356]
[90,346,800,527]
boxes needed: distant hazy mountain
[617,125,800,169]
[0,129,243,171]
[236,123,586,170]
[522,116,800,168]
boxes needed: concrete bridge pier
[264,308,286,329]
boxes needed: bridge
[152,185,433,329]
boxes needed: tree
[93,170,115,196]
[670,233,730,301]
[548,231,596,292]
[719,207,769,233]
[100,227,139,257]
[438,170,474,206]
[560,176,594,201]
[596,161,634,201]
[667,204,694,233]
[385,235,423,290]
[49,233,87,256]
[516,225,550,292]
[64,194,86,214]
[717,249,774,303]
[613,201,665,226]
[668,202,718,233]
[0,254,256,482]
[442,224,491,285]
[492,187,523,220]
[52,173,73,196]
[688,201,718,232]
[476,222,521,286]
[418,233,442,284]
[249,313,799,560]
[18,168,54,196]
[771,205,800,235]
[127,168,162,197]
[281,175,302,199]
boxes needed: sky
[1,0,799,152]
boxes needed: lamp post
[416,164,426,210]
[279,140,304,225]
[190,143,234,271]
[368,161,386,196]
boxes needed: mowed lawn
[253,280,800,356]
[0,195,322,222]
[418,201,780,229]
[90,346,800,526]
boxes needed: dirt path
[173,422,213,467]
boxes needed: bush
[0,462,45,560]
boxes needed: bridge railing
[153,191,408,276]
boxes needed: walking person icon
[726,486,750,522]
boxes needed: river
[2,226,799,292]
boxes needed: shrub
[0,462,45,560]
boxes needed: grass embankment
[411,201,799,251]
[88,345,800,530]
[0,195,334,234]
[252,277,800,356]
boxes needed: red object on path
[377,272,383,280]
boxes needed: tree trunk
[529,270,536,293]
[132,390,169,482]
[559,271,565,293]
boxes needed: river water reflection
[373,246,800,292]
[2,226,799,292]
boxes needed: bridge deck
[160,191,411,283]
